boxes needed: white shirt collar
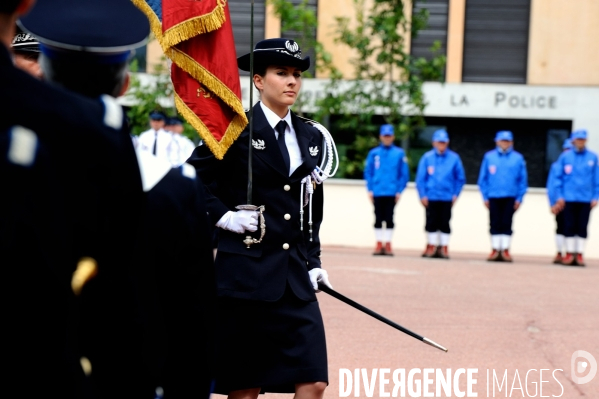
[260,102,293,133]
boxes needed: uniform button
[283,243,290,250]
[284,214,291,220]
[284,185,291,191]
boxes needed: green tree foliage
[267,0,342,115]
[315,0,446,178]
[125,50,199,142]
[271,0,446,179]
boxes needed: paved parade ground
[214,246,599,399]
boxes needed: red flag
[132,0,247,159]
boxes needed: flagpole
[237,0,265,249]
[247,0,255,205]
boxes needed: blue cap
[432,129,449,143]
[380,124,394,136]
[562,139,573,150]
[495,130,513,141]
[18,0,149,64]
[571,129,588,140]
[167,116,183,126]
[149,111,166,121]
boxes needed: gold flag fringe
[168,47,247,117]
[174,93,247,160]
[130,0,164,46]
[162,3,226,49]
[131,0,248,158]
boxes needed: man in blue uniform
[416,129,466,259]
[364,124,409,256]
[546,138,573,264]
[477,130,528,262]
[552,129,599,266]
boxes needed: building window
[410,0,448,77]
[462,0,531,84]
[229,0,266,77]
[280,0,318,77]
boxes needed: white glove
[216,210,258,234]
[308,268,333,292]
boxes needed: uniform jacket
[415,148,466,201]
[132,151,216,398]
[546,161,560,206]
[477,147,528,202]
[187,103,324,302]
[552,148,599,203]
[0,44,143,398]
[364,144,409,196]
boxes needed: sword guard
[236,204,266,248]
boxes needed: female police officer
[187,38,333,399]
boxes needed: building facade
[147,0,599,187]
[242,0,598,188]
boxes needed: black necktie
[276,120,290,174]
[152,130,158,155]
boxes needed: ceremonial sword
[237,0,266,249]
[318,283,448,353]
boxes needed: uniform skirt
[213,284,328,394]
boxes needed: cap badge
[285,40,302,59]
[252,139,265,150]
[12,32,35,45]
[309,146,319,157]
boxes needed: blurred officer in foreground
[477,130,528,262]
[364,124,409,256]
[552,129,599,266]
[11,24,41,77]
[546,138,573,264]
[2,0,143,397]
[21,0,216,398]
[415,129,466,259]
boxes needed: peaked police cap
[237,38,311,72]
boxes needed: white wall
[240,79,599,154]
[319,179,599,259]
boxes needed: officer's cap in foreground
[18,0,149,63]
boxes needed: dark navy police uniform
[0,41,142,398]
[188,102,328,394]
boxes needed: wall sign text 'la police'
[450,92,558,109]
